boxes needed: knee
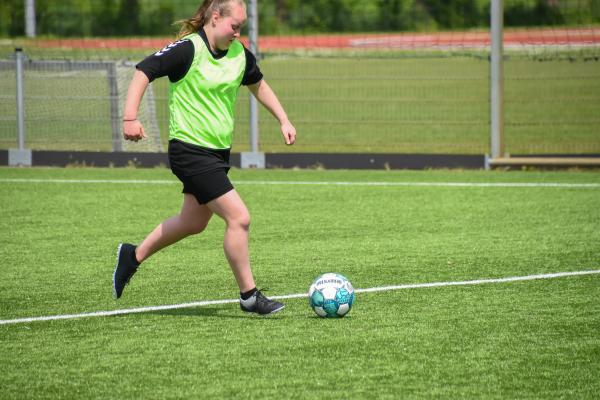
[190,222,209,235]
[181,217,208,236]
[229,212,251,231]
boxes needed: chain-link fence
[1,0,599,155]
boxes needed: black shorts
[168,139,234,204]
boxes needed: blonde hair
[176,0,246,39]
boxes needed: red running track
[34,28,600,50]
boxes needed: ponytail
[175,0,246,39]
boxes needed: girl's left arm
[247,79,296,145]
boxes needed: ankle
[132,247,141,266]
[240,287,257,300]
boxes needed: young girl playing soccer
[113,0,296,315]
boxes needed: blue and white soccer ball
[308,273,355,318]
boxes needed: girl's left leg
[206,189,256,293]
[206,189,284,315]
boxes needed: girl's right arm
[122,70,149,142]
[123,39,193,142]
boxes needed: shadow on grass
[150,306,245,319]
[148,306,297,320]
[144,304,327,320]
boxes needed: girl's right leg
[135,193,213,263]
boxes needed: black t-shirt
[136,28,263,85]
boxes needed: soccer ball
[308,273,355,318]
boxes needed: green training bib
[168,33,245,149]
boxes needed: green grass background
[0,167,599,398]
[1,49,599,154]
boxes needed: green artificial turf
[0,167,599,399]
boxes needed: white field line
[1,269,598,326]
[0,178,599,188]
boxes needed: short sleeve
[241,47,263,86]
[135,39,194,83]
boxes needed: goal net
[0,58,162,152]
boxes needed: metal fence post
[9,48,32,166]
[16,49,25,151]
[241,0,265,168]
[25,0,36,38]
[490,0,505,162]
[107,63,122,152]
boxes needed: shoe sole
[267,304,285,315]
[112,243,123,299]
[242,304,285,316]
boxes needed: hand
[123,119,147,142]
[280,120,296,145]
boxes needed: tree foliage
[0,0,597,37]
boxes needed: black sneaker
[240,290,285,315]
[113,243,139,299]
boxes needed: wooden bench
[487,157,600,168]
